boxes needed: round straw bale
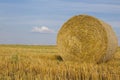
[57,15,118,63]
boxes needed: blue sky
[0,0,120,45]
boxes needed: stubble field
[0,45,120,80]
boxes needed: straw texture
[57,15,118,63]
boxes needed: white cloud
[31,26,55,33]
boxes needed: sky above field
[0,0,120,45]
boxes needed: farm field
[0,45,120,80]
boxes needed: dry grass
[0,45,120,80]
[57,15,118,63]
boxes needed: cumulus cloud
[31,26,55,33]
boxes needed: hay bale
[57,15,118,63]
